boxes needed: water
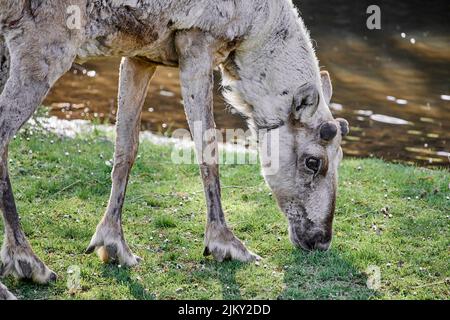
[44,0,450,167]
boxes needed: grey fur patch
[0,36,9,94]
[18,259,33,279]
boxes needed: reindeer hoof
[0,242,57,284]
[204,223,261,263]
[86,221,141,267]
[0,282,17,300]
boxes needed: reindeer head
[259,71,349,251]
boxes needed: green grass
[1,124,449,300]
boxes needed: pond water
[44,0,450,167]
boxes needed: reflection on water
[44,0,449,167]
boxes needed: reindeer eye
[305,157,321,174]
[296,97,315,112]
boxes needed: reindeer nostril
[337,118,350,136]
[320,121,338,141]
[315,241,330,251]
[297,233,332,251]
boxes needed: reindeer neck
[222,0,320,131]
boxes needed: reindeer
[0,0,349,299]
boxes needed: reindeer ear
[336,118,349,136]
[292,83,319,121]
[320,70,333,104]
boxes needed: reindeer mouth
[289,224,332,251]
[286,210,333,252]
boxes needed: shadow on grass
[192,248,375,300]
[5,263,153,300]
[278,249,375,300]
[100,264,155,300]
[2,278,58,300]
[197,260,247,300]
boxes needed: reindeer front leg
[86,58,156,266]
[0,282,15,300]
[176,31,260,262]
[0,36,9,94]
